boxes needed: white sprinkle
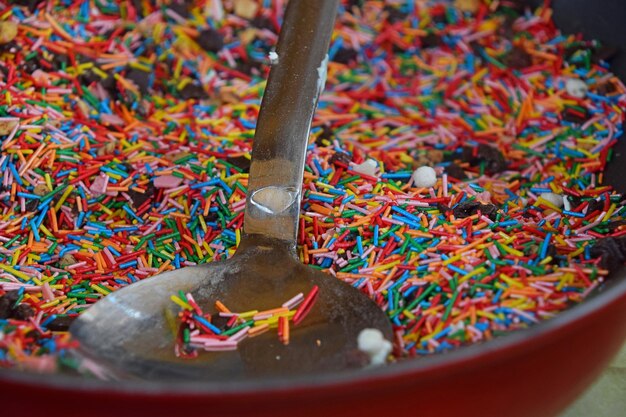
[357,328,392,366]
[268,51,279,64]
[518,197,528,207]
[539,192,564,208]
[412,166,437,188]
[565,78,588,99]
[563,195,571,211]
[352,159,378,177]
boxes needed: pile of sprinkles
[171,286,318,356]
[0,0,625,373]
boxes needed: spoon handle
[243,0,340,246]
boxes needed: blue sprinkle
[193,314,222,335]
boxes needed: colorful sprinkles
[171,285,318,356]
[0,0,625,373]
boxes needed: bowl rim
[1,265,625,397]
[3,0,626,397]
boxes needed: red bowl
[2,1,626,416]
[1,275,625,417]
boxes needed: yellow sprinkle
[603,204,616,222]
[11,249,20,266]
[27,253,41,262]
[574,147,593,158]
[499,243,524,257]
[548,182,560,193]
[239,310,259,319]
[78,240,98,251]
[398,153,414,164]
[176,77,192,91]
[459,266,487,284]
[179,129,187,144]
[475,118,488,131]
[0,263,30,281]
[44,173,53,191]
[198,214,208,233]
[315,181,338,191]
[106,172,123,181]
[567,246,585,259]
[255,311,296,327]
[54,185,74,212]
[124,143,145,153]
[98,203,113,215]
[202,241,214,257]
[170,295,192,310]
[442,254,462,266]
[174,59,183,79]
[540,256,553,265]
[40,299,61,309]
[384,182,403,193]
[556,272,575,291]
[40,224,54,239]
[114,73,140,96]
[484,114,504,127]
[90,67,108,80]
[500,273,524,289]
[90,284,111,296]
[403,310,416,320]
[129,61,152,72]
[502,298,531,309]
[190,241,202,259]
[153,22,166,44]
[374,259,401,272]
[476,310,498,320]
[471,67,488,84]
[497,231,512,240]
[159,250,175,261]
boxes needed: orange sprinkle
[249,323,270,337]
[215,300,231,313]
[310,203,332,216]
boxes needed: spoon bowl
[71,236,392,380]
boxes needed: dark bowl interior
[552,0,626,191]
[1,1,626,416]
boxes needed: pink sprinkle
[42,282,55,302]
[154,175,183,189]
[89,174,109,196]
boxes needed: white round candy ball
[357,328,392,366]
[565,78,588,99]
[352,159,378,177]
[412,166,437,188]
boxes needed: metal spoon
[69,0,392,381]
